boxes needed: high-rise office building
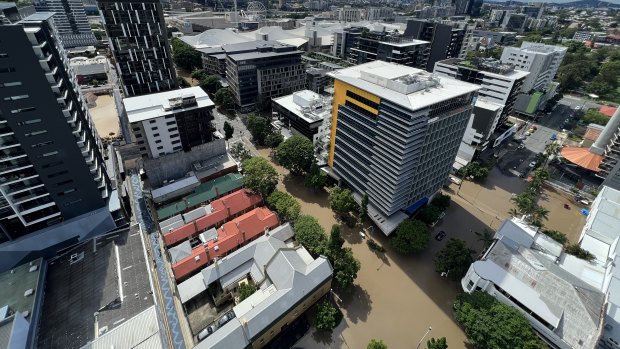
[0,13,115,268]
[327,61,479,235]
[98,0,178,97]
[33,0,97,48]
[349,31,430,69]
[404,19,474,72]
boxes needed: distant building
[328,61,479,235]
[502,13,527,33]
[32,0,96,48]
[336,7,362,22]
[331,26,363,58]
[366,7,394,21]
[225,43,305,110]
[306,67,330,93]
[179,223,333,349]
[0,2,22,23]
[0,13,117,269]
[521,4,544,19]
[124,86,215,159]
[350,30,430,69]
[70,56,108,85]
[98,0,178,97]
[434,58,529,122]
[199,40,283,78]
[272,90,332,146]
[472,30,517,47]
[404,19,474,72]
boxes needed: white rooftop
[381,39,429,47]
[123,86,214,123]
[179,29,253,49]
[272,90,331,124]
[328,61,480,111]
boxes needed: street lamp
[416,326,433,349]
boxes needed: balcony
[39,53,53,72]
[0,161,33,176]
[11,187,49,204]
[0,168,39,186]
[17,195,54,215]
[45,66,59,84]
[23,207,61,227]
[0,136,20,151]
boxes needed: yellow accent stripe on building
[328,80,380,167]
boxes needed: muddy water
[257,148,469,348]
[537,187,587,244]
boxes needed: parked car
[449,176,462,185]
[529,161,537,168]
[218,313,233,327]
[550,134,557,141]
[198,325,216,341]
[518,144,526,150]
[435,231,447,241]
[430,211,446,228]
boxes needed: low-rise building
[171,207,280,281]
[336,7,362,22]
[455,99,504,169]
[366,7,394,21]
[179,223,333,349]
[124,86,215,159]
[272,90,332,147]
[160,189,262,247]
[462,185,620,349]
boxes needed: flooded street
[251,146,585,348]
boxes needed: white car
[575,106,581,110]
[529,161,537,168]
[449,176,462,185]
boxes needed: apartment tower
[98,0,177,97]
[328,61,479,235]
[33,0,97,48]
[0,13,114,268]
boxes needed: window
[37,151,58,158]
[466,280,474,291]
[153,133,160,137]
[56,179,73,186]
[17,118,41,126]
[168,127,177,132]
[132,127,140,131]
[155,140,161,144]
[166,120,175,125]
[11,107,36,114]
[0,82,22,88]
[151,126,158,131]
[4,95,28,101]
[171,139,180,145]
[32,141,53,148]
[58,188,76,196]
[25,130,47,137]
[149,120,156,124]
[47,170,68,178]
[156,146,163,150]
[42,161,63,169]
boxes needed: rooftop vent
[24,289,34,297]
[29,265,38,273]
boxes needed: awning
[560,147,603,172]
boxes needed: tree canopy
[247,114,272,146]
[581,109,610,126]
[170,37,202,71]
[434,238,474,281]
[230,142,251,162]
[214,88,235,110]
[238,283,256,301]
[265,131,284,148]
[417,205,442,225]
[293,215,327,256]
[327,225,360,290]
[314,299,342,331]
[242,157,278,198]
[367,339,388,349]
[304,161,327,191]
[565,244,595,261]
[431,194,451,211]
[223,121,234,140]
[266,190,301,222]
[390,220,430,254]
[427,337,448,349]
[276,135,315,174]
[328,186,357,218]
[542,229,568,245]
[199,74,221,94]
[454,291,545,349]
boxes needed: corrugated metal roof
[81,306,163,349]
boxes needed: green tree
[91,79,99,86]
[223,121,234,140]
[565,244,596,261]
[427,337,448,349]
[265,131,284,148]
[247,114,271,146]
[314,299,342,331]
[304,161,327,191]
[542,229,568,245]
[170,37,202,71]
[242,157,278,198]
[230,142,251,162]
[431,193,451,211]
[238,283,256,301]
[294,215,327,256]
[434,238,474,281]
[328,225,344,251]
[581,109,610,126]
[326,225,360,290]
[328,186,357,218]
[266,190,301,222]
[359,193,369,221]
[474,229,495,250]
[191,69,208,80]
[454,291,545,349]
[390,220,430,254]
[367,339,388,349]
[417,205,441,225]
[177,77,190,88]
[276,135,314,174]
[199,75,221,94]
[214,88,235,110]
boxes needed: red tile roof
[163,189,262,247]
[600,106,617,117]
[172,207,279,281]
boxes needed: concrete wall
[143,139,226,187]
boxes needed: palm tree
[475,229,495,249]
